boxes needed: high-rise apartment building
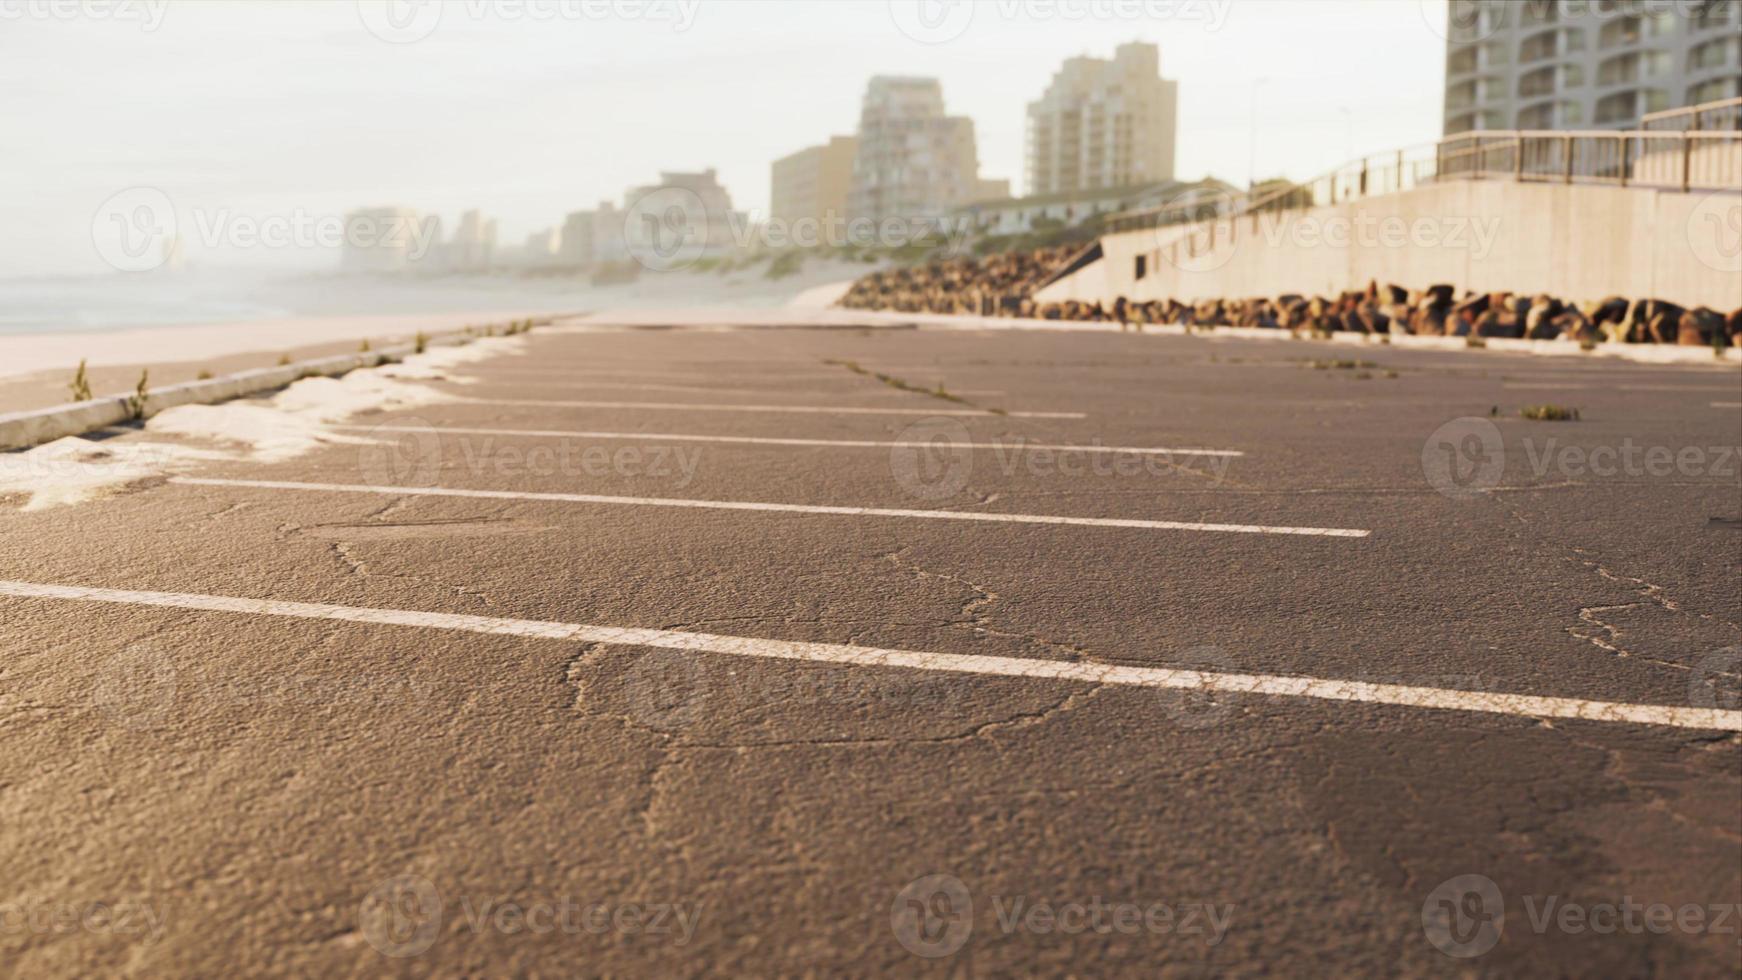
[771,135,858,228]
[1443,0,1741,133]
[848,76,992,223]
[341,207,430,272]
[1025,42,1178,196]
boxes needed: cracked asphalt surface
[1,321,1739,976]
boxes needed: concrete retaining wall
[0,331,484,452]
[1037,181,1742,312]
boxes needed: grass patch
[1519,404,1580,421]
[68,359,92,402]
[1303,358,1378,371]
[824,358,970,406]
[414,331,428,354]
[196,370,214,381]
[125,370,150,420]
[1465,335,1487,348]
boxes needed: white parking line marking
[468,398,1084,419]
[335,424,1244,457]
[452,380,1009,398]
[1714,401,1741,409]
[170,478,1363,537]
[2,580,1732,731]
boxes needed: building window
[1134,254,1147,281]
[1689,36,1739,71]
[1688,77,1742,104]
[1599,16,1641,49]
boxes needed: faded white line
[170,478,1361,537]
[1714,401,1742,409]
[1618,384,1742,393]
[466,398,1084,419]
[1,580,1731,731]
[1507,383,1742,393]
[334,424,1243,457]
[452,379,1008,398]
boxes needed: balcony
[1599,17,1641,49]
[1520,28,1583,64]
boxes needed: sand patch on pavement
[0,438,231,511]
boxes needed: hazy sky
[1,0,1451,276]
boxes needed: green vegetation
[414,331,428,354]
[1302,358,1378,370]
[125,370,150,420]
[824,358,968,406]
[1520,404,1580,421]
[196,370,214,381]
[765,250,804,280]
[68,360,92,402]
[971,212,1106,258]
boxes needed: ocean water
[0,271,602,335]
[0,261,862,336]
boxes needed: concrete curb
[838,310,1742,366]
[0,328,501,453]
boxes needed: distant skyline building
[560,201,626,267]
[848,76,1002,224]
[625,168,743,257]
[771,135,858,230]
[340,207,428,273]
[447,209,498,272]
[1443,0,1741,134]
[1025,42,1178,196]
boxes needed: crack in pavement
[881,545,1103,664]
[328,541,494,609]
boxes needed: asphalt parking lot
[1,320,1738,976]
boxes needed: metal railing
[1104,101,1742,236]
[1642,96,1742,132]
